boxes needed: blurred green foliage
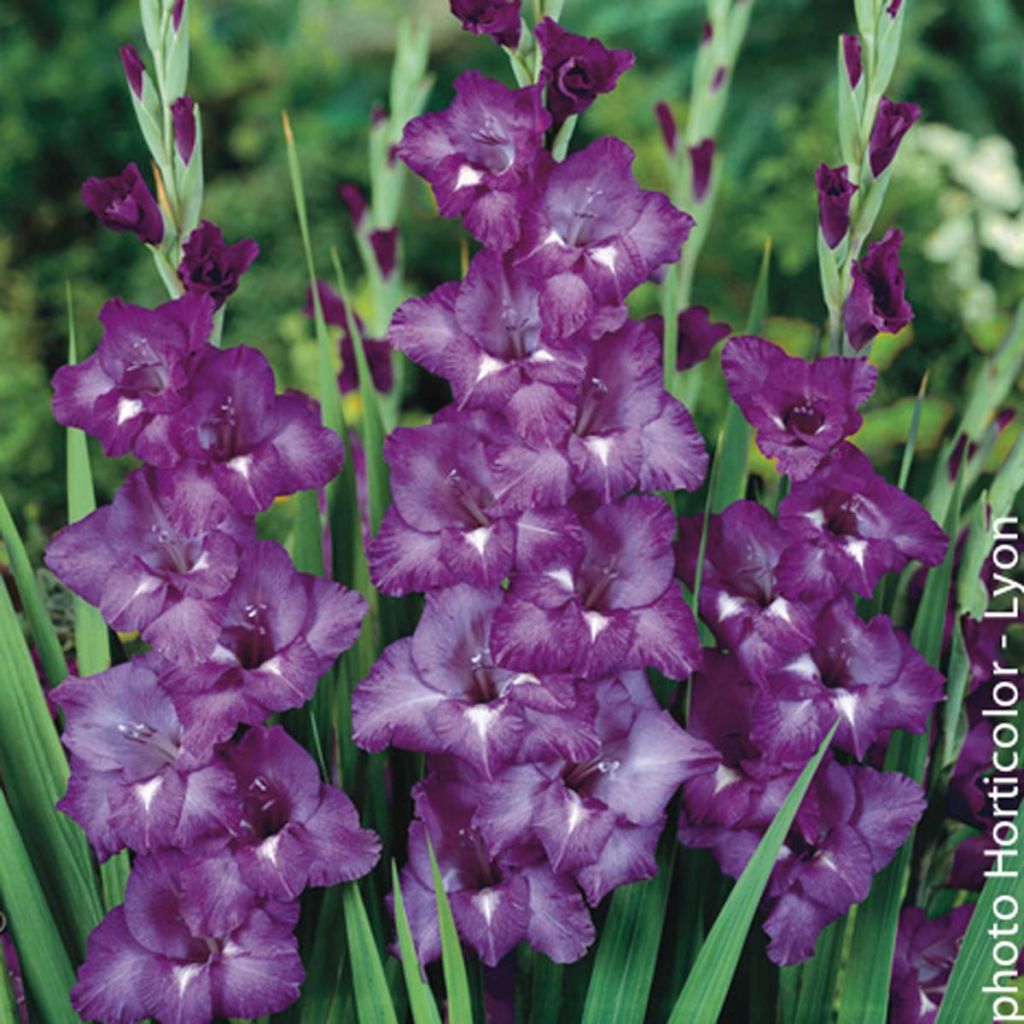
[2,0,1023,546]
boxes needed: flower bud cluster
[47,200,376,1024]
[351,10,717,968]
[675,333,949,965]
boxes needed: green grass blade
[793,915,847,1024]
[0,787,79,1024]
[330,247,391,538]
[896,371,929,492]
[66,285,111,678]
[0,492,68,687]
[392,862,442,1024]
[837,470,964,1024]
[0,550,101,956]
[935,801,1024,1024]
[298,887,353,1024]
[342,883,399,1024]
[426,833,473,1024]
[527,951,563,1024]
[712,240,770,513]
[668,721,838,1024]
[581,842,676,1024]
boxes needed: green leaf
[0,787,79,1024]
[329,246,391,537]
[391,862,442,1024]
[342,883,399,1024]
[837,469,964,1024]
[935,801,1024,1023]
[527,951,563,1024]
[298,887,353,1024]
[0,491,68,686]
[581,843,675,1024]
[792,915,848,1024]
[426,833,473,1024]
[667,721,838,1024]
[66,285,111,678]
[0,540,101,958]
[897,371,930,492]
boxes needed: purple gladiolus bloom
[889,906,973,1024]
[398,762,595,966]
[81,162,164,244]
[71,851,304,1023]
[172,96,196,165]
[750,599,945,762]
[160,540,367,749]
[476,675,715,903]
[45,465,254,665]
[842,34,862,89]
[654,101,677,155]
[304,281,393,394]
[492,495,702,680]
[398,71,549,251]
[844,227,913,351]
[534,18,635,125]
[564,320,708,500]
[178,221,260,308]
[51,292,213,457]
[368,408,569,595]
[689,138,714,201]
[449,0,521,48]
[776,444,947,601]
[54,659,239,858]
[172,0,185,31]
[644,306,731,372]
[869,97,921,177]
[676,501,820,682]
[224,726,379,900]
[815,164,858,248]
[722,335,877,480]
[163,344,344,512]
[759,762,925,965]
[516,138,693,337]
[678,653,800,836]
[390,252,586,440]
[353,585,601,776]
[120,44,145,99]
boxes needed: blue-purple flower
[179,221,260,308]
[722,335,877,480]
[844,228,914,351]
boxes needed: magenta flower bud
[814,163,858,248]
[701,20,713,44]
[886,0,903,16]
[711,66,727,93]
[172,0,185,31]
[843,227,913,350]
[338,183,367,228]
[654,101,677,156]
[179,220,260,309]
[370,227,398,279]
[842,34,862,90]
[81,162,164,245]
[535,18,635,125]
[689,138,715,202]
[869,97,921,176]
[119,44,144,100]
[170,96,196,165]
[449,0,521,49]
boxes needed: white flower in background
[980,212,1024,267]
[954,136,1023,212]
